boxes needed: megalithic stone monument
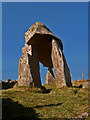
[18,22,72,88]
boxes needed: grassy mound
[2,85,88,119]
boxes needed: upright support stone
[51,39,72,88]
[46,67,55,85]
[18,45,41,87]
[62,53,72,87]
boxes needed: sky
[2,2,88,84]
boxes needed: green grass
[2,85,88,119]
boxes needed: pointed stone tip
[34,22,46,26]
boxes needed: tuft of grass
[2,85,88,119]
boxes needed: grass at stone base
[2,85,88,119]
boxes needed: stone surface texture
[18,22,72,88]
[83,80,90,89]
[46,67,55,85]
[51,39,72,88]
[18,45,41,87]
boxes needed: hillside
[2,84,89,120]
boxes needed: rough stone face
[18,22,72,88]
[46,67,55,85]
[18,45,41,87]
[24,22,63,50]
[83,82,88,89]
[62,53,72,87]
[51,39,66,88]
[83,80,90,89]
[51,39,72,88]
